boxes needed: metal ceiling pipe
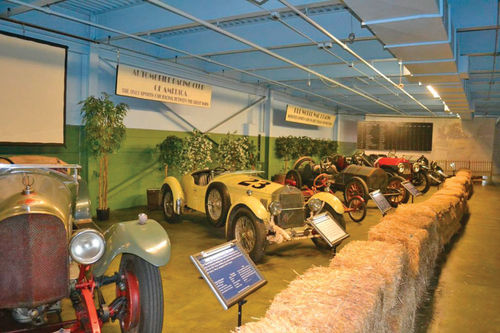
[146,0,404,114]
[5,0,367,114]
[277,0,435,116]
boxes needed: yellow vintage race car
[161,167,347,262]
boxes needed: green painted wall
[0,126,355,213]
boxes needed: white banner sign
[116,65,212,108]
[285,104,335,128]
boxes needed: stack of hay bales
[235,171,472,333]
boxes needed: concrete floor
[71,183,498,332]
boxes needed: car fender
[162,176,185,206]
[92,219,171,277]
[225,196,269,237]
[310,192,344,214]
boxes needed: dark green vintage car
[285,156,409,207]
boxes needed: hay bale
[329,241,408,314]
[235,316,307,333]
[368,218,436,299]
[456,169,472,178]
[386,278,417,333]
[425,195,462,245]
[266,266,386,333]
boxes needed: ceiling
[0,0,499,118]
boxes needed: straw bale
[234,316,307,333]
[266,266,386,333]
[456,169,472,178]
[368,219,433,274]
[386,277,417,333]
[329,241,408,312]
[434,187,467,199]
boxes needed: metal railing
[436,160,493,177]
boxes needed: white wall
[364,115,496,162]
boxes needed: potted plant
[157,135,184,177]
[80,93,128,220]
[179,129,214,174]
[215,132,256,171]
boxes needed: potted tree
[157,135,184,177]
[80,93,128,221]
[215,132,256,171]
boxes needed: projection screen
[0,32,67,145]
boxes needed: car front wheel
[118,254,164,333]
[162,185,181,223]
[386,176,410,207]
[231,207,266,262]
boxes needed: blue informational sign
[191,241,267,310]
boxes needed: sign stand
[401,180,422,203]
[237,299,247,327]
[369,190,393,216]
[191,241,267,327]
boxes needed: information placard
[401,180,422,197]
[369,190,393,215]
[310,212,349,247]
[190,241,266,310]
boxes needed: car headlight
[307,198,323,213]
[398,163,405,173]
[69,229,105,265]
[412,163,420,173]
[269,201,282,216]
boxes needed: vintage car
[0,157,170,333]
[285,156,409,207]
[161,167,347,262]
[373,154,430,193]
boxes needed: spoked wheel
[386,176,410,207]
[205,184,230,227]
[285,169,302,189]
[231,207,266,262]
[311,204,346,251]
[347,196,367,222]
[162,185,181,223]
[411,171,430,193]
[118,254,163,333]
[344,177,369,202]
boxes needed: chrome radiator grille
[276,188,304,228]
[0,214,68,308]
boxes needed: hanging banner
[285,104,335,127]
[116,64,212,108]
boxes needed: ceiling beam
[0,0,63,17]
[168,36,378,60]
[101,1,345,42]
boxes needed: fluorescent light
[444,103,450,112]
[426,85,440,98]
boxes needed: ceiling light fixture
[426,85,440,98]
[444,103,450,112]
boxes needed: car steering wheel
[313,173,330,190]
[320,156,333,171]
[0,157,14,164]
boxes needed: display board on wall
[116,64,212,108]
[357,121,433,151]
[285,104,335,128]
[0,32,67,145]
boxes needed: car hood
[213,172,284,202]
